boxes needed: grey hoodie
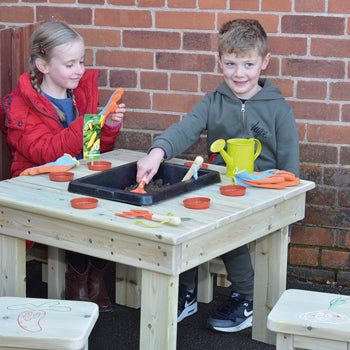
[152,78,300,177]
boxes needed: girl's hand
[105,103,126,126]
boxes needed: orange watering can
[210,138,261,177]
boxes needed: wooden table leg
[0,235,26,296]
[47,247,66,299]
[140,269,178,350]
[252,226,289,345]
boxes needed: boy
[136,19,299,332]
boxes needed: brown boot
[88,262,112,312]
[65,263,90,302]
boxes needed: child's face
[41,38,85,98]
[219,48,270,100]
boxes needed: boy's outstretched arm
[136,147,165,183]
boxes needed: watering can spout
[210,139,234,168]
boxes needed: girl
[4,21,126,312]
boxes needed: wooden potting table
[0,149,314,349]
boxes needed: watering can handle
[253,139,262,160]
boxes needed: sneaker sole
[207,315,253,333]
[177,302,198,323]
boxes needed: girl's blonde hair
[218,19,268,58]
[29,21,84,123]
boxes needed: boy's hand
[105,103,126,126]
[136,148,165,183]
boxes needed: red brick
[289,101,339,121]
[344,231,350,248]
[201,74,223,93]
[340,146,350,165]
[299,165,322,184]
[295,0,325,12]
[183,33,218,52]
[121,91,151,110]
[84,49,94,67]
[0,6,34,22]
[114,130,152,151]
[199,0,226,9]
[153,93,203,113]
[77,28,121,47]
[262,0,291,12]
[53,0,75,3]
[168,0,196,7]
[170,73,199,92]
[37,6,91,24]
[297,81,327,100]
[95,9,152,28]
[339,188,350,208]
[78,0,102,4]
[308,124,350,144]
[324,167,350,187]
[229,0,259,10]
[329,0,350,13]
[342,105,350,122]
[312,38,350,58]
[262,57,279,76]
[306,185,337,207]
[305,205,350,228]
[97,70,108,87]
[330,82,350,101]
[218,14,279,34]
[124,30,180,50]
[268,36,307,56]
[282,15,345,35]
[108,0,134,4]
[282,58,344,79]
[156,11,215,30]
[110,70,137,88]
[269,78,294,98]
[321,250,350,269]
[140,71,168,90]
[299,144,338,164]
[156,52,215,72]
[296,122,306,142]
[289,247,319,267]
[123,111,180,130]
[338,272,350,286]
[288,266,335,284]
[96,50,153,69]
[137,0,164,6]
[291,226,336,247]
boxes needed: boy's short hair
[218,19,268,58]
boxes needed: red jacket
[5,70,120,177]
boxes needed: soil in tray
[124,178,170,193]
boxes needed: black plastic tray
[68,161,221,206]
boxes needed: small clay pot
[183,197,210,209]
[184,162,208,169]
[49,171,74,182]
[220,185,246,197]
[87,161,112,171]
[70,197,98,209]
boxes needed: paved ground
[26,260,350,350]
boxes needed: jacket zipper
[241,101,246,126]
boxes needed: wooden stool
[267,289,350,350]
[0,297,98,350]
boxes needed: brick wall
[1,0,349,285]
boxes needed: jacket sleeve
[100,123,121,153]
[152,95,210,159]
[7,111,85,166]
[275,107,300,177]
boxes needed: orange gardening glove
[232,169,300,189]
[20,154,79,176]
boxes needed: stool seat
[0,297,99,350]
[268,289,350,350]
